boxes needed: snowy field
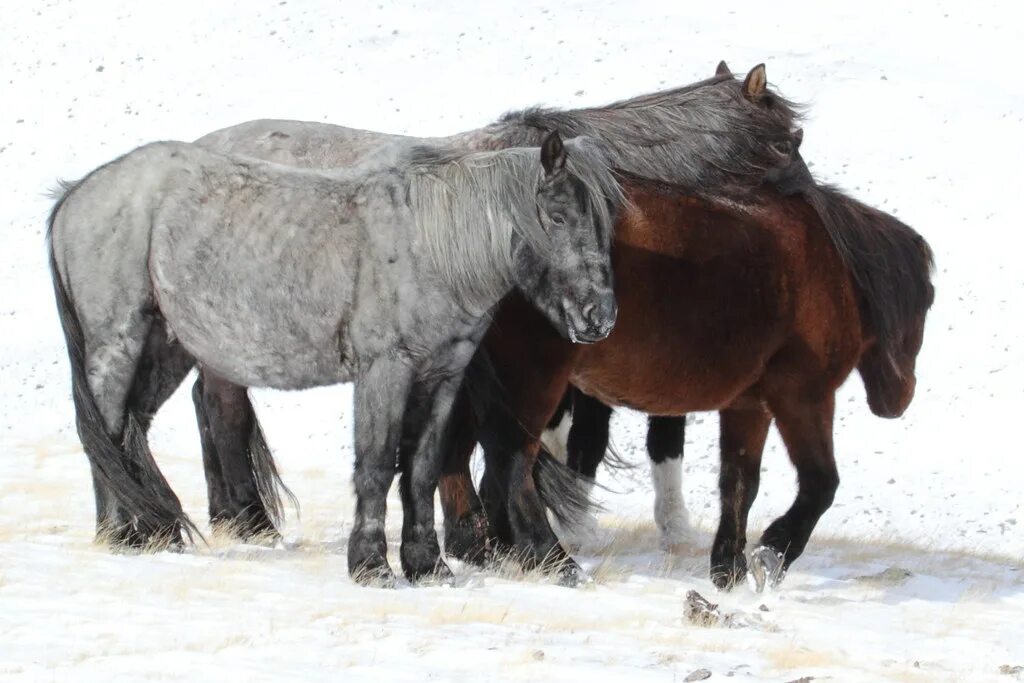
[2,0,1023,681]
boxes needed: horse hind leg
[709,404,771,590]
[646,414,691,551]
[71,309,195,549]
[556,389,610,549]
[438,387,491,566]
[192,369,293,541]
[104,316,196,547]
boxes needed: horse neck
[408,150,542,311]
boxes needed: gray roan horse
[181,63,805,577]
[47,131,623,583]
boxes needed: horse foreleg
[647,414,691,550]
[753,393,838,591]
[348,357,413,586]
[508,440,582,583]
[397,368,471,584]
[710,404,771,590]
[192,370,279,541]
[438,388,490,565]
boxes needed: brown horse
[439,163,935,590]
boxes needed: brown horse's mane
[801,183,935,358]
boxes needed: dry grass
[763,642,846,671]
[809,530,1023,571]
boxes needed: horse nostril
[584,298,616,329]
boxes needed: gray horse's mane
[406,137,623,304]
[494,73,803,196]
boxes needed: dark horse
[439,162,935,589]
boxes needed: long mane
[406,137,623,304]
[803,183,935,359]
[496,73,803,197]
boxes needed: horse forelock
[803,184,935,360]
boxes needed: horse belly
[149,203,358,390]
[571,241,786,415]
[572,339,770,415]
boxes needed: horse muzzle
[567,297,617,344]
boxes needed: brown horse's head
[857,231,935,418]
[858,305,929,418]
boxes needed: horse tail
[534,447,599,529]
[47,181,199,544]
[247,418,299,525]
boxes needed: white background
[1,1,1021,681]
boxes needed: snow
[1,0,1022,681]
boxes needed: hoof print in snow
[683,669,712,682]
[999,664,1023,677]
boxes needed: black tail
[47,185,199,544]
[247,419,299,526]
[534,449,600,529]
[458,348,599,529]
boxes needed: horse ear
[541,130,567,176]
[743,63,767,100]
[793,127,804,148]
[715,60,731,76]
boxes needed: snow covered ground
[1,0,1022,680]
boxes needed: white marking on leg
[651,458,691,548]
[540,410,572,465]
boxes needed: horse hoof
[556,558,588,587]
[213,514,280,545]
[348,533,394,587]
[749,545,786,593]
[401,536,455,585]
[351,561,397,588]
[709,550,748,591]
[443,512,492,566]
[101,519,184,552]
[709,564,746,592]
[407,561,456,587]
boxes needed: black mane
[804,183,935,355]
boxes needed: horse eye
[548,213,567,226]
[771,140,793,156]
